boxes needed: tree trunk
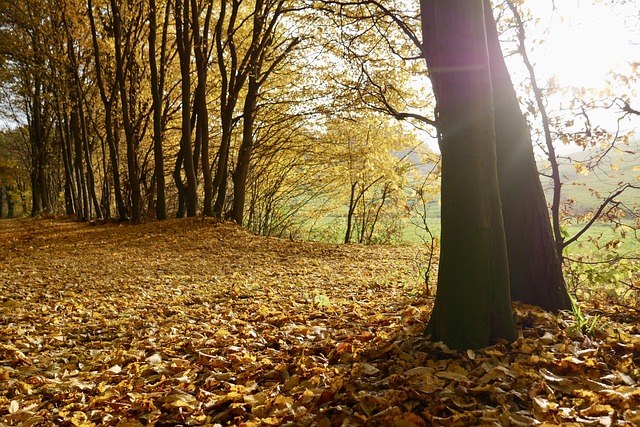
[173,148,187,218]
[29,76,50,215]
[7,187,15,218]
[56,106,77,215]
[149,0,167,220]
[175,0,198,217]
[78,89,101,220]
[212,0,241,218]
[421,0,516,350]
[111,0,141,223]
[71,108,88,221]
[344,182,358,244]
[232,76,258,225]
[483,0,571,311]
[63,28,102,220]
[88,0,128,221]
[192,0,214,217]
[212,115,232,217]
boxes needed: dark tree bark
[344,182,358,244]
[149,0,168,220]
[174,0,198,217]
[173,148,188,218]
[232,74,258,225]
[421,0,516,350]
[111,0,142,223]
[211,0,240,218]
[54,102,77,216]
[29,75,51,216]
[191,0,214,216]
[71,107,89,220]
[483,0,571,311]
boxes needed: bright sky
[529,0,640,90]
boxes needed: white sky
[528,0,640,89]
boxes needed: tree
[0,0,57,215]
[110,0,145,223]
[62,3,103,220]
[191,0,214,217]
[322,0,571,311]
[484,0,571,311]
[421,0,516,349]
[88,0,129,221]
[0,129,25,217]
[231,0,300,226]
[148,0,168,220]
[174,0,200,218]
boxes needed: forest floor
[1,217,640,426]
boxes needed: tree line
[0,0,431,242]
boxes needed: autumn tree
[484,0,571,311]
[0,0,58,215]
[230,0,301,226]
[148,0,171,220]
[88,0,129,220]
[61,0,103,220]
[321,0,571,311]
[421,0,516,349]
[174,0,198,217]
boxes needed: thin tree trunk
[149,0,167,220]
[232,76,258,225]
[111,0,142,223]
[56,104,77,215]
[192,0,213,216]
[88,0,128,221]
[71,108,88,221]
[63,24,102,219]
[173,148,187,218]
[175,0,198,216]
[30,76,50,215]
[344,182,358,244]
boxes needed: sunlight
[531,0,638,89]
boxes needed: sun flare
[531,0,638,89]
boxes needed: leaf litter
[1,217,640,426]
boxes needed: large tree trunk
[483,0,571,311]
[422,0,516,350]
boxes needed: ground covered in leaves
[1,217,640,426]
